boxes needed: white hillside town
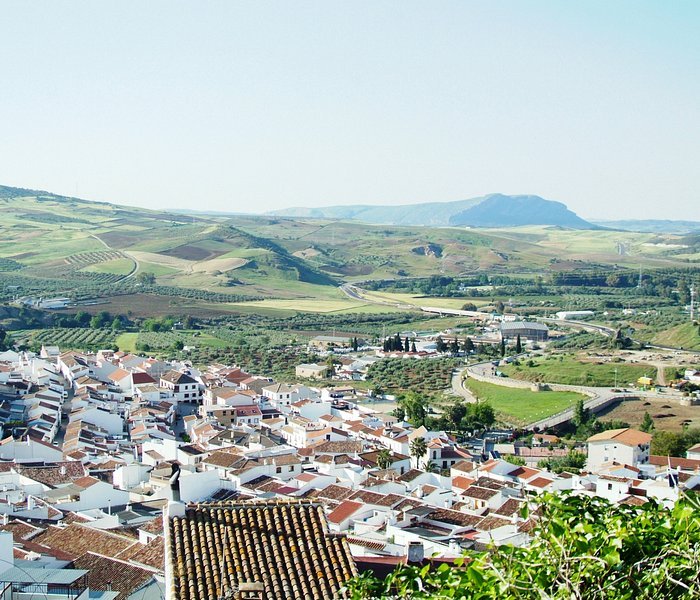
[0,342,697,599]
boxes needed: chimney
[60,465,66,476]
[239,581,264,600]
[169,463,181,502]
[407,541,424,564]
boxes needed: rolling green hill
[0,184,697,318]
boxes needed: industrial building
[500,321,549,342]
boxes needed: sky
[1,1,698,220]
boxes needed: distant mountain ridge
[268,193,597,229]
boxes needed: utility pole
[614,368,618,389]
[637,265,643,288]
[691,284,696,322]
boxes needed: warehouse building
[500,321,549,342]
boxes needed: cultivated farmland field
[15,327,117,349]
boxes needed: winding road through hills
[90,234,140,282]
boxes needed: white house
[586,428,652,472]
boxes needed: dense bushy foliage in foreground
[344,492,700,599]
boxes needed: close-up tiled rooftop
[167,499,357,600]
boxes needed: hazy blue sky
[1,1,698,220]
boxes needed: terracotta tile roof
[426,508,482,528]
[648,455,700,471]
[509,466,540,480]
[203,449,244,469]
[0,519,44,541]
[527,476,555,489]
[128,536,165,570]
[14,462,86,487]
[327,500,364,525]
[132,372,156,385]
[462,485,500,501]
[167,500,357,600]
[473,477,507,490]
[348,490,403,508]
[394,498,426,511]
[108,368,130,383]
[346,537,387,552]
[397,469,424,482]
[312,440,364,454]
[619,495,648,506]
[74,475,101,488]
[307,484,353,502]
[138,515,164,536]
[494,498,524,517]
[161,370,198,385]
[33,523,138,559]
[587,428,652,446]
[476,515,513,531]
[61,512,91,525]
[72,552,157,600]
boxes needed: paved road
[90,233,140,282]
[450,367,477,403]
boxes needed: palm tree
[410,437,428,469]
[376,448,393,470]
[423,460,439,473]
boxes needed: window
[276,466,282,474]
[607,483,613,491]
[289,466,294,472]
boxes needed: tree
[435,336,447,353]
[410,437,428,468]
[572,398,588,429]
[172,339,184,351]
[0,328,12,352]
[640,411,655,433]
[111,317,123,331]
[345,493,700,599]
[495,300,505,313]
[450,337,460,355]
[652,428,700,457]
[400,392,428,427]
[404,336,410,352]
[503,455,526,466]
[410,340,417,353]
[137,271,156,285]
[538,450,587,473]
[461,302,478,312]
[423,460,439,473]
[376,449,393,470]
[443,401,467,432]
[500,337,506,357]
[463,337,475,354]
[515,334,522,354]
[468,402,495,430]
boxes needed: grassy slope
[464,378,585,425]
[651,322,700,351]
[501,355,657,387]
